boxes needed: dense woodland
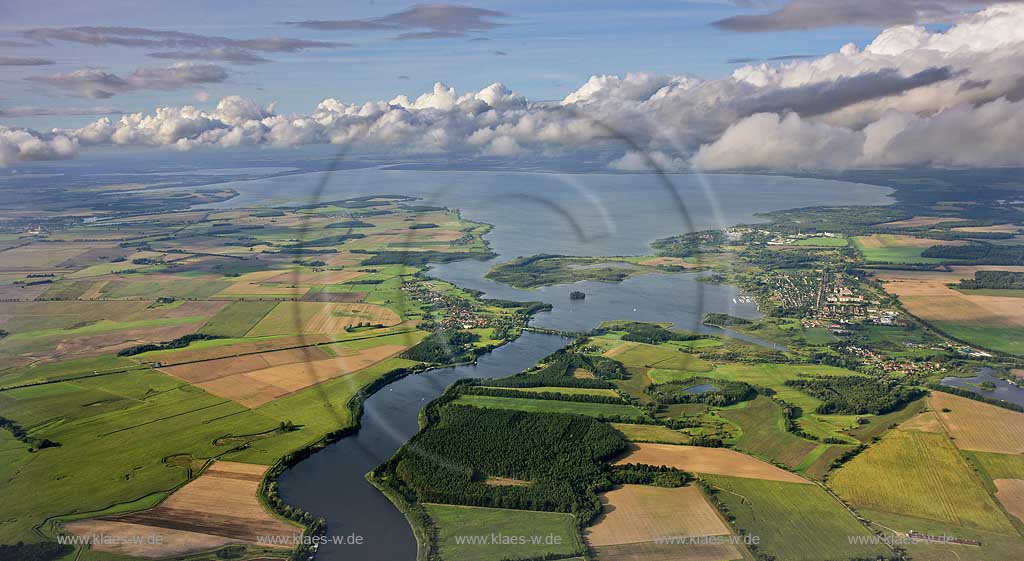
[488,350,627,389]
[612,322,707,344]
[385,405,626,520]
[956,270,1024,289]
[400,330,480,364]
[922,243,1024,265]
[650,230,725,257]
[786,375,923,415]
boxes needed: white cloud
[5,4,1024,170]
[0,128,77,165]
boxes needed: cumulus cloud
[27,63,227,99]
[713,0,1018,31]
[0,127,77,165]
[7,4,1024,171]
[0,57,54,66]
[287,3,505,40]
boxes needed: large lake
[215,169,893,561]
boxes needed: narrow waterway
[276,331,571,561]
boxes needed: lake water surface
[240,169,894,561]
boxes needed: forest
[922,243,1024,265]
[785,375,923,415]
[400,330,480,364]
[612,322,707,344]
[384,405,627,518]
[955,270,1024,289]
[487,350,627,389]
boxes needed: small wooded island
[570,291,586,300]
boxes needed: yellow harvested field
[155,334,332,365]
[898,411,943,433]
[994,479,1024,523]
[874,269,1024,326]
[572,368,596,379]
[165,344,409,407]
[855,233,964,249]
[586,484,733,547]
[878,216,965,228]
[603,342,639,358]
[216,282,310,297]
[64,461,300,558]
[247,302,401,337]
[264,270,364,285]
[931,392,1024,454]
[615,443,809,484]
[952,223,1021,234]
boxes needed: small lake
[941,368,1024,408]
[685,383,718,394]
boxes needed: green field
[702,474,889,561]
[852,234,947,264]
[425,504,584,561]
[609,343,713,372]
[701,363,864,412]
[0,368,284,542]
[967,451,1024,486]
[454,394,648,420]
[830,429,1017,534]
[198,301,278,337]
[718,397,821,469]
[509,386,621,398]
[932,322,1024,356]
[793,236,848,247]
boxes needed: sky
[2,1,1023,171]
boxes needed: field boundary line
[152,328,420,367]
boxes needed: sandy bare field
[874,269,1024,326]
[65,461,300,558]
[952,224,1021,234]
[994,479,1024,523]
[898,411,943,433]
[603,342,639,358]
[62,519,238,558]
[856,233,964,249]
[217,282,310,297]
[265,270,364,285]
[616,443,809,484]
[586,485,733,547]
[168,344,409,407]
[878,216,965,228]
[246,302,401,337]
[155,334,332,365]
[931,392,1024,454]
